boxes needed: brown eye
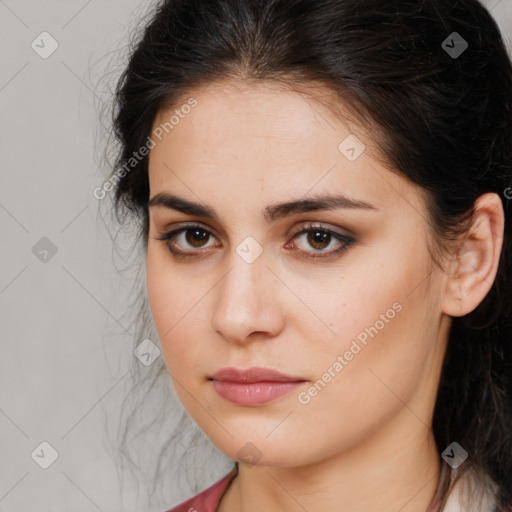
[286,222,356,260]
[156,224,218,256]
[184,228,210,248]
[306,229,332,250]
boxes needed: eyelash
[155,222,356,260]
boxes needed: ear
[442,193,505,317]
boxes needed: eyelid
[158,219,351,240]
[159,220,217,235]
[287,221,352,239]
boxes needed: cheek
[286,232,429,358]
[145,246,217,379]
[146,249,189,364]
[289,232,436,402]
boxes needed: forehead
[147,79,424,219]
[151,79,369,151]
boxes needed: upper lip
[209,366,307,383]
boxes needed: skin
[145,79,504,512]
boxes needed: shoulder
[164,466,237,512]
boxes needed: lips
[209,366,306,383]
[208,366,307,406]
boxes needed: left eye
[155,223,355,259]
[285,223,356,259]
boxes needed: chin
[211,437,310,469]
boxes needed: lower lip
[211,380,305,406]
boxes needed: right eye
[155,224,220,257]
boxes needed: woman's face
[146,80,451,467]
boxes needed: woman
[105,0,512,510]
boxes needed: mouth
[208,366,308,406]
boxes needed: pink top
[165,460,459,512]
[166,466,238,512]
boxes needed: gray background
[0,1,511,511]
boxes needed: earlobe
[442,193,505,318]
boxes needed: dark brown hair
[103,0,512,508]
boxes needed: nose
[210,248,286,345]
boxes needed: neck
[219,412,442,512]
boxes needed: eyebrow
[147,192,378,223]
